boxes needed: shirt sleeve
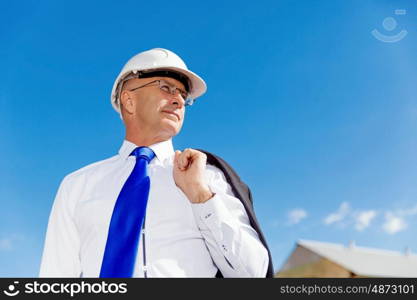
[39,176,82,277]
[190,165,269,277]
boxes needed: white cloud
[354,210,377,231]
[397,204,417,217]
[0,238,13,251]
[324,202,350,225]
[287,209,307,225]
[383,212,407,235]
[380,203,417,235]
[0,234,25,251]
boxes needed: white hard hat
[111,48,207,114]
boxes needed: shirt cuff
[191,193,235,236]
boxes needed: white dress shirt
[39,139,269,278]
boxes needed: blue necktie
[100,146,155,278]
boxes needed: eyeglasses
[128,79,194,106]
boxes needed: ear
[120,90,135,115]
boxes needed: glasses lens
[179,89,189,100]
[159,81,171,93]
[159,80,190,102]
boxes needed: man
[39,48,271,277]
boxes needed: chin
[160,122,181,137]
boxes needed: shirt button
[204,213,212,219]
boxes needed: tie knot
[130,147,155,163]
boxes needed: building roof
[298,239,417,277]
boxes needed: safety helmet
[111,48,207,114]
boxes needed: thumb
[174,150,181,168]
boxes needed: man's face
[121,76,186,139]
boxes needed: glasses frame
[127,79,194,106]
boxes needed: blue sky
[1,0,417,276]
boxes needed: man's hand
[173,148,214,203]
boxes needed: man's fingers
[176,148,207,171]
[175,149,194,170]
[182,149,194,169]
[174,151,183,169]
[174,150,188,170]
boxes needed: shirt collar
[118,139,174,163]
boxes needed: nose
[169,92,185,109]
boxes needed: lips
[161,110,180,120]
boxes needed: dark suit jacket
[199,149,274,278]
